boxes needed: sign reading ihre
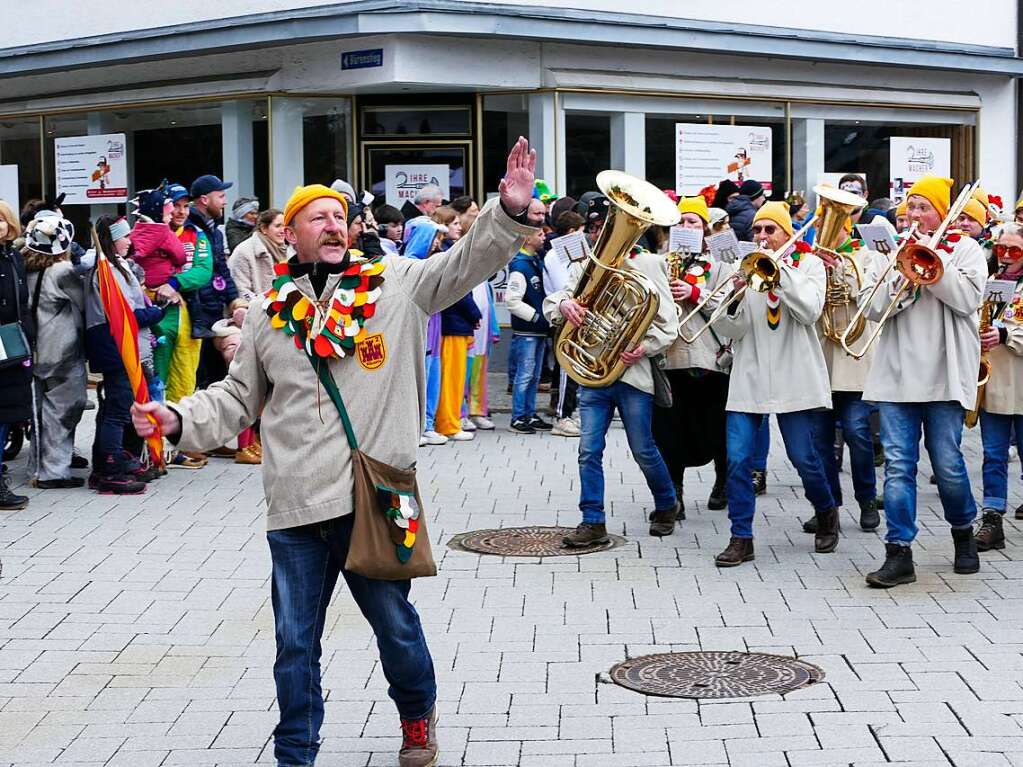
[384,164,450,206]
[341,49,384,70]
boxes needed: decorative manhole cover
[448,526,626,557]
[609,651,824,699]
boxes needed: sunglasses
[751,224,778,236]
[994,244,1023,261]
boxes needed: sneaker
[190,324,215,340]
[460,417,477,432]
[235,446,262,465]
[95,475,146,495]
[562,522,609,548]
[0,472,29,511]
[528,414,552,431]
[419,435,428,447]
[551,417,581,437]
[167,452,206,469]
[399,706,439,767]
[470,416,495,431]
[448,430,475,442]
[509,418,536,434]
[133,465,162,483]
[421,431,448,446]
[752,470,767,496]
[35,477,85,489]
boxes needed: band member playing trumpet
[546,243,681,547]
[860,175,987,588]
[974,224,1023,550]
[653,196,734,514]
[712,202,839,566]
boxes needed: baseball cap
[190,174,233,198]
[166,183,190,202]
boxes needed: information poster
[385,164,450,207]
[675,123,773,197]
[54,133,128,204]
[889,137,951,203]
[0,165,18,214]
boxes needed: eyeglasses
[994,244,1023,260]
[751,224,777,236]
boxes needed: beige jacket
[542,250,679,395]
[983,281,1023,415]
[171,198,536,531]
[665,257,736,372]
[714,251,832,413]
[228,232,283,303]
[861,235,986,411]
[817,247,878,393]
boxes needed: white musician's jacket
[983,279,1023,416]
[714,247,832,414]
[666,255,736,373]
[860,233,986,411]
[543,249,679,395]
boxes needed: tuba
[555,170,681,387]
[813,185,868,345]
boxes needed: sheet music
[856,223,898,256]
[706,230,741,263]
[548,231,590,269]
[668,226,703,256]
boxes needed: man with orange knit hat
[131,139,542,767]
[710,200,838,566]
[860,175,987,588]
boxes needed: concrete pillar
[528,93,558,195]
[791,118,824,208]
[87,112,118,221]
[610,112,646,178]
[271,98,305,209]
[221,101,255,210]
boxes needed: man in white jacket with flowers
[712,201,839,566]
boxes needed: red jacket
[129,222,187,288]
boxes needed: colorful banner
[54,133,128,204]
[676,123,773,197]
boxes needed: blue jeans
[267,515,436,767]
[815,392,877,507]
[877,401,977,544]
[979,410,1023,513]
[0,423,8,474]
[753,417,770,471]
[93,368,133,476]
[726,410,836,539]
[424,353,441,432]
[510,334,545,421]
[578,381,677,524]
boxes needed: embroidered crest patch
[357,333,386,370]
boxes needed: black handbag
[0,253,30,370]
[651,353,673,409]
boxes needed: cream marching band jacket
[665,255,736,374]
[984,279,1023,416]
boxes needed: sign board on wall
[384,164,450,207]
[889,137,951,203]
[341,48,383,70]
[675,123,773,197]
[54,133,128,204]
[0,165,18,214]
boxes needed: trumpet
[840,182,979,359]
[678,218,817,343]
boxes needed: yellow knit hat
[971,186,989,207]
[283,184,349,227]
[677,195,710,224]
[896,200,908,217]
[752,201,793,237]
[906,175,953,220]
[961,198,987,228]
[1015,193,1023,213]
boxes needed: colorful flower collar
[265,255,386,359]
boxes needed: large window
[0,116,42,215]
[482,94,529,196]
[565,114,610,200]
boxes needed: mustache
[318,233,345,247]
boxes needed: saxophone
[965,300,995,429]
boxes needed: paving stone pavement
[2,391,1023,767]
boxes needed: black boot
[715,537,754,567]
[0,471,28,511]
[952,527,980,574]
[865,543,916,588]
[752,470,767,496]
[649,502,680,537]
[707,478,727,510]
[802,516,817,534]
[859,498,881,531]
[651,482,685,521]
[1015,502,1023,521]
[814,508,840,553]
[974,509,1005,552]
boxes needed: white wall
[3,0,1016,51]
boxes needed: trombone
[840,182,979,359]
[678,218,817,343]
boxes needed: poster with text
[675,123,773,197]
[0,165,18,214]
[54,133,128,204]
[385,164,450,207]
[889,137,951,204]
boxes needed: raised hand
[498,137,537,216]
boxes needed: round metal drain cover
[448,526,625,557]
[610,651,824,699]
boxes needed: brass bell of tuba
[555,170,682,387]
[814,184,868,345]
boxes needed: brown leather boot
[562,523,609,548]
[399,706,439,767]
[715,537,754,567]
[975,509,1005,551]
[814,508,840,553]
